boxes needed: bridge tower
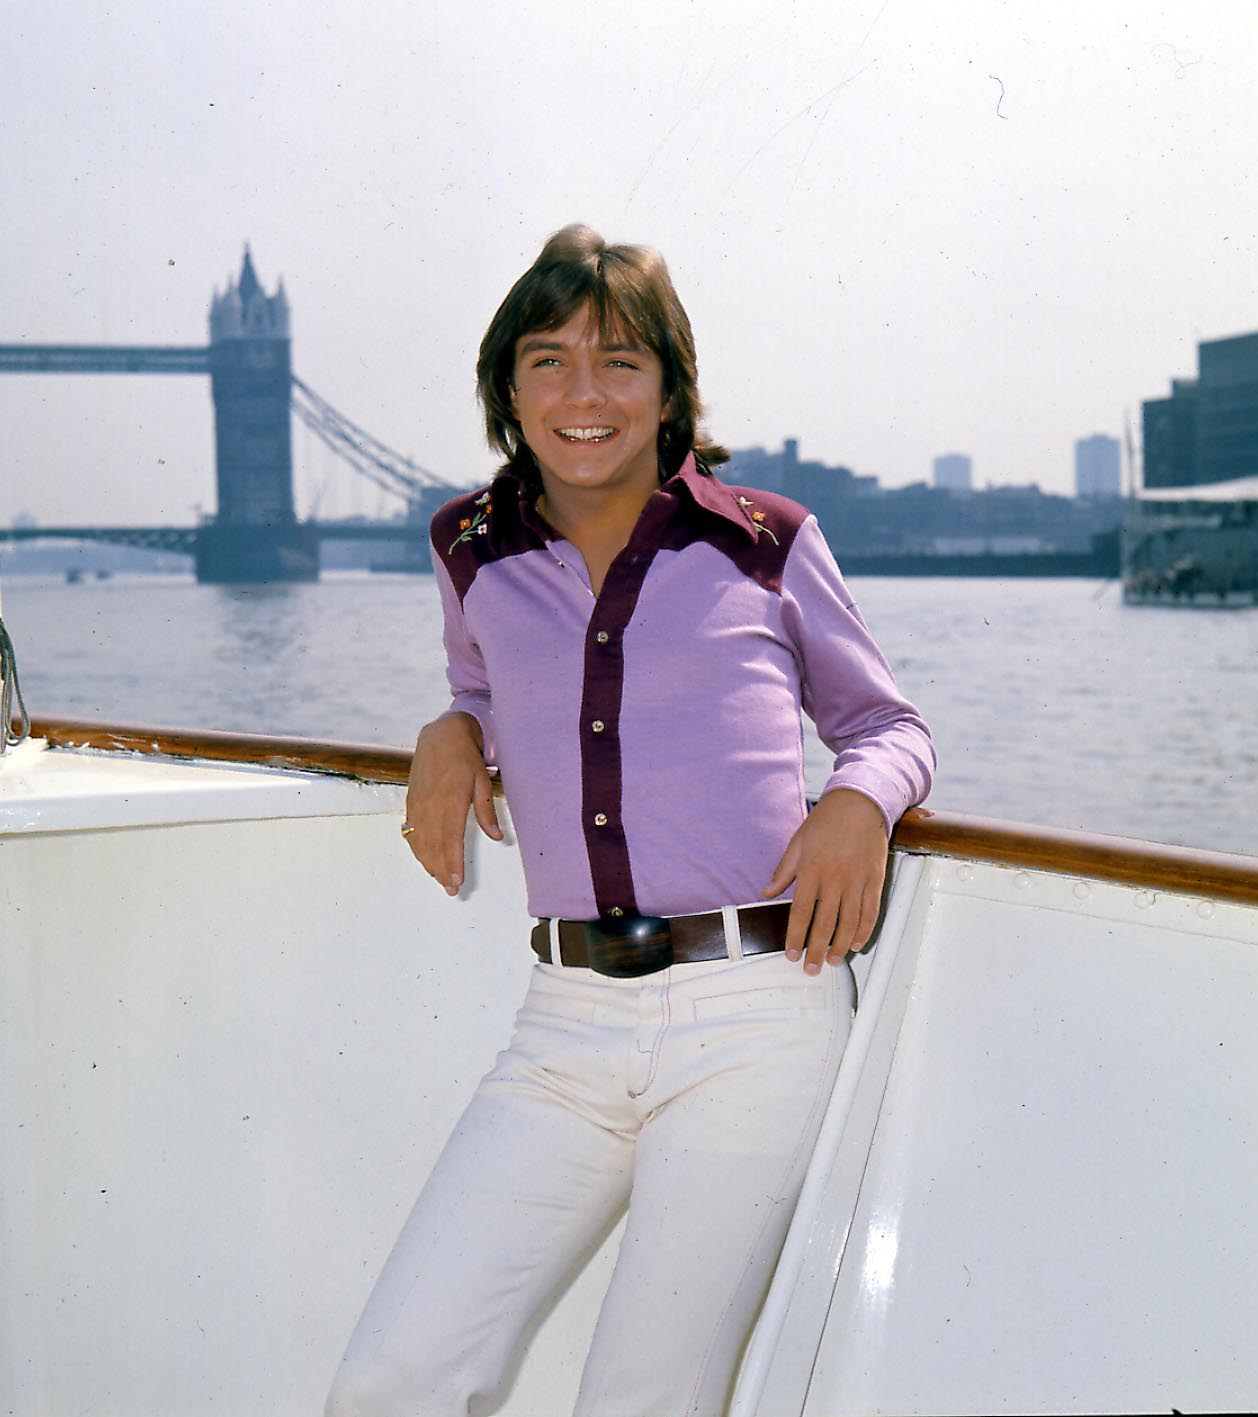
[197,247,318,582]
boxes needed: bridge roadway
[1,521,431,554]
[0,346,210,375]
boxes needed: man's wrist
[817,785,891,837]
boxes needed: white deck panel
[0,737,400,835]
[750,858,1258,1416]
[0,748,621,1417]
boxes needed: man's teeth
[557,427,615,442]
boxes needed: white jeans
[326,946,855,1417]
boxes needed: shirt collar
[665,452,761,542]
[497,448,760,545]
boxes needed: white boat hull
[3,737,1256,1415]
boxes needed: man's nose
[565,360,605,406]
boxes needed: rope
[0,615,30,752]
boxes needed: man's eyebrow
[516,336,649,357]
[517,337,568,356]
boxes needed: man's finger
[416,825,449,891]
[850,884,881,952]
[472,770,504,841]
[826,888,865,963]
[803,894,839,975]
[762,838,799,900]
[784,870,817,961]
[444,803,468,893]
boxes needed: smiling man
[326,225,935,1417]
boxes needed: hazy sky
[2,0,1255,525]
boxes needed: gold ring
[400,823,416,837]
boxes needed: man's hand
[404,713,502,896]
[762,788,889,973]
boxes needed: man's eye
[608,359,639,369]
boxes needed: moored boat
[1122,475,1258,607]
[3,719,1257,1416]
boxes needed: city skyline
[2,1,1254,527]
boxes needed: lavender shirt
[430,453,935,921]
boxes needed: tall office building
[1075,434,1122,497]
[1142,331,1258,488]
[1143,379,1198,490]
[1197,333,1258,485]
[933,453,972,492]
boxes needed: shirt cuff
[817,770,907,838]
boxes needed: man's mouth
[555,426,616,443]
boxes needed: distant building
[1143,379,1199,490]
[932,453,972,492]
[1197,333,1258,486]
[1075,435,1122,498]
[724,439,877,543]
[1142,331,1258,489]
[724,439,1122,558]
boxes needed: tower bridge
[0,249,462,583]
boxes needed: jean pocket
[515,979,601,1030]
[689,982,836,1024]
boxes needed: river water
[3,571,1255,857]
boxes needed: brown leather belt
[530,903,791,979]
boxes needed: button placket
[576,513,670,919]
[585,622,617,837]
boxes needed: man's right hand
[404,712,503,895]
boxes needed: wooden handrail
[30,716,414,784]
[26,715,1258,907]
[892,806,1258,907]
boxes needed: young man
[326,226,934,1417]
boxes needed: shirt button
[596,630,609,644]
[608,906,624,917]
[593,812,608,827]
[591,720,605,733]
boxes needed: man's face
[510,304,668,503]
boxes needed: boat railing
[24,715,1258,906]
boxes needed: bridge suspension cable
[290,375,459,508]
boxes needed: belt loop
[549,916,563,967]
[721,904,743,961]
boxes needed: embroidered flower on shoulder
[736,495,780,546]
[448,492,492,555]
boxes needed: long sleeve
[431,546,496,765]
[779,516,935,833]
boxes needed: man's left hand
[762,788,889,974]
